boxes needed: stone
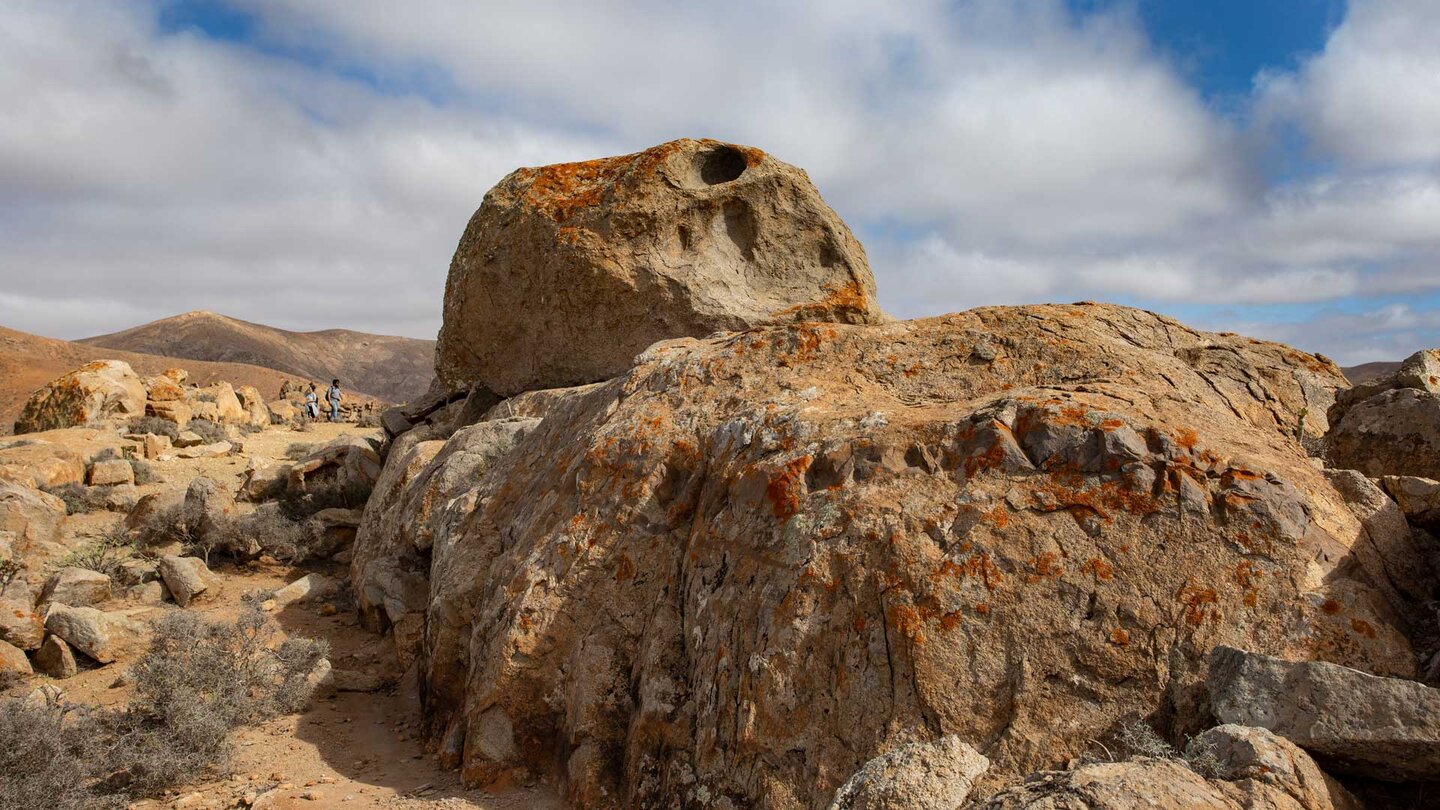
[288,436,381,495]
[239,459,291,502]
[0,481,66,555]
[33,634,78,678]
[1329,348,1440,427]
[44,604,148,663]
[0,638,32,678]
[173,430,204,448]
[143,376,186,402]
[352,418,537,667]
[435,138,885,397]
[14,360,146,434]
[1188,724,1361,810]
[374,302,1385,805]
[87,458,134,487]
[183,475,236,535]
[128,580,169,605]
[235,384,271,427]
[0,438,87,489]
[113,558,159,587]
[0,597,44,650]
[147,399,192,428]
[973,759,1248,810]
[1207,645,1440,781]
[162,367,188,384]
[187,381,247,424]
[827,736,988,810]
[175,440,232,459]
[380,407,414,439]
[1380,475,1440,530]
[481,382,606,423]
[268,398,300,423]
[1322,469,1440,610]
[38,567,112,607]
[269,573,338,611]
[126,489,183,532]
[1328,387,1440,479]
[157,555,216,608]
[142,433,172,460]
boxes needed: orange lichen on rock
[1109,628,1130,646]
[1024,552,1063,583]
[1080,557,1114,581]
[765,455,813,521]
[1177,582,1220,626]
[1350,618,1377,638]
[774,279,875,323]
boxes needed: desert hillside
[0,325,312,435]
[81,310,434,403]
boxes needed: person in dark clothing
[326,379,343,422]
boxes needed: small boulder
[87,458,134,487]
[143,376,186,402]
[173,430,204,448]
[39,567,112,607]
[147,399,192,428]
[142,433,172,460]
[239,459,291,502]
[44,604,148,663]
[1380,475,1440,530]
[1207,646,1440,781]
[269,573,337,612]
[183,476,237,540]
[973,759,1239,809]
[112,558,159,587]
[0,597,44,650]
[175,440,232,459]
[187,381,247,425]
[33,634,78,678]
[235,385,271,427]
[0,439,86,489]
[14,360,146,434]
[828,736,989,810]
[0,481,66,555]
[0,638,32,678]
[288,436,381,495]
[1189,724,1361,810]
[157,555,217,608]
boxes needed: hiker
[304,383,320,421]
[326,379,343,422]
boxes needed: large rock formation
[356,300,1407,808]
[435,139,885,397]
[14,359,146,434]
[1327,348,1440,478]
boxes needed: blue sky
[2,0,1438,365]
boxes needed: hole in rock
[697,145,748,185]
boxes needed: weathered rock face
[288,436,382,495]
[827,736,988,810]
[1380,475,1440,531]
[188,381,247,424]
[1188,724,1361,810]
[0,597,44,650]
[435,138,885,397]
[1207,646,1440,782]
[0,438,86,489]
[44,604,148,663]
[1327,348,1440,478]
[14,360,146,434]
[371,302,1400,808]
[39,567,112,608]
[0,481,66,555]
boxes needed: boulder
[87,458,134,487]
[268,398,299,423]
[1328,387,1440,479]
[1380,475,1440,530]
[0,481,66,554]
[235,385,271,427]
[827,736,988,810]
[183,476,238,541]
[269,573,338,611]
[44,604,147,663]
[33,634,78,678]
[157,555,216,608]
[0,439,86,489]
[147,399,192,428]
[481,382,607,423]
[288,436,381,495]
[112,558,159,587]
[238,459,291,502]
[14,360,146,434]
[143,376,186,402]
[142,433,172,460]
[126,489,183,532]
[974,758,1286,810]
[1188,724,1361,810]
[374,302,1388,805]
[187,382,246,424]
[435,138,885,397]
[1322,469,1440,609]
[1207,645,1440,781]
[1330,348,1440,427]
[175,440,232,459]
[0,597,44,650]
[162,367,188,384]
[173,430,203,448]
[38,567,112,607]
[0,638,31,678]
[352,418,537,667]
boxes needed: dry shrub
[126,416,179,440]
[0,692,124,810]
[42,483,108,515]
[208,509,321,563]
[55,525,134,578]
[1111,720,1224,779]
[186,419,227,445]
[278,479,372,521]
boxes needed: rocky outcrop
[187,381,247,424]
[0,437,86,489]
[1207,645,1440,781]
[288,436,381,495]
[235,384,271,427]
[435,139,885,397]
[1188,724,1361,810]
[0,482,66,555]
[1322,469,1440,612]
[13,360,146,434]
[1380,475,1440,531]
[1328,348,1440,478]
[365,300,1401,807]
[828,736,988,810]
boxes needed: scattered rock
[173,430,204,448]
[269,573,337,611]
[0,638,32,677]
[1207,645,1440,781]
[435,138,885,397]
[175,440,233,459]
[43,604,148,663]
[157,555,217,608]
[0,597,44,649]
[14,360,146,434]
[827,736,988,810]
[0,481,66,554]
[1189,724,1361,810]
[39,567,112,607]
[33,634,78,678]
[142,432,172,460]
[87,457,134,486]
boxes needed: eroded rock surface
[1328,349,1440,478]
[358,302,1405,808]
[14,360,146,434]
[435,138,885,396]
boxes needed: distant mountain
[0,324,307,434]
[1342,361,1401,385]
[80,311,435,403]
